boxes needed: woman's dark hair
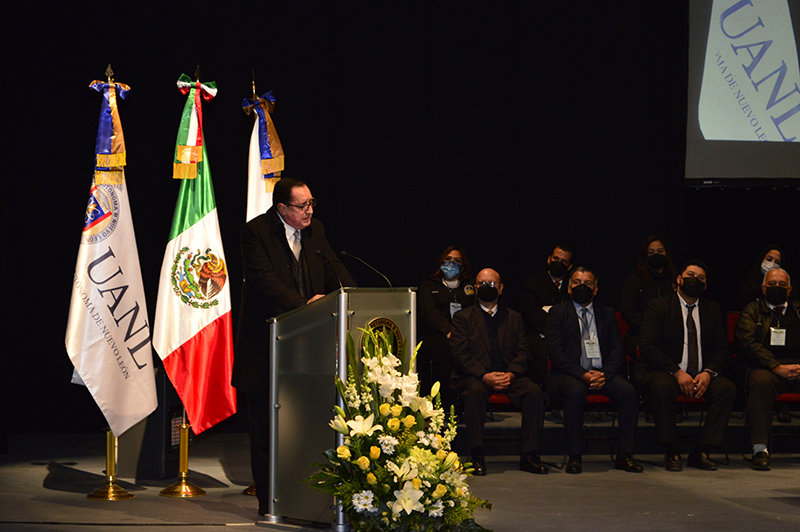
[636,234,677,281]
[431,246,472,280]
[742,244,783,298]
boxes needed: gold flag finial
[251,68,257,100]
[194,65,201,82]
[105,64,114,83]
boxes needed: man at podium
[233,177,355,516]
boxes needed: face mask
[764,286,789,306]
[440,261,461,280]
[761,260,779,275]
[570,283,594,305]
[647,253,668,270]
[680,276,705,298]
[549,260,568,278]
[477,284,498,303]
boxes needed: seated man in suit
[450,268,548,476]
[735,267,800,470]
[638,259,736,471]
[519,245,574,386]
[545,267,643,474]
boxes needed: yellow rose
[336,445,351,460]
[356,456,370,471]
[412,478,422,490]
[366,472,377,485]
[390,404,403,417]
[387,418,400,431]
[432,484,448,499]
[436,450,448,462]
[379,403,391,417]
[370,446,381,460]
[402,415,416,429]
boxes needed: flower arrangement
[307,327,491,531]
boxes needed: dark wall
[3,2,798,433]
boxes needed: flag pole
[159,409,206,497]
[87,428,134,500]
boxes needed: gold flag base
[159,421,206,498]
[87,480,135,501]
[242,484,256,496]
[87,429,134,501]
[159,472,207,498]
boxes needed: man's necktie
[580,307,591,371]
[686,304,699,376]
[291,230,302,261]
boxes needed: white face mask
[761,259,779,275]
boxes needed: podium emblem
[363,317,404,358]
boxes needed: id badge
[449,302,462,318]
[770,327,786,346]
[584,339,601,359]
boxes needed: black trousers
[639,370,736,448]
[453,375,544,455]
[247,392,271,515]
[747,368,800,445]
[550,373,639,455]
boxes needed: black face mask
[549,260,568,279]
[680,277,705,298]
[647,253,668,270]
[477,284,498,303]
[570,284,594,305]
[764,286,789,306]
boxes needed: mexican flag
[152,74,236,434]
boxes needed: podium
[264,288,416,526]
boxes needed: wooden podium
[263,288,416,527]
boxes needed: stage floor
[1,420,798,532]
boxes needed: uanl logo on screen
[82,184,120,244]
[170,247,228,309]
[700,0,800,142]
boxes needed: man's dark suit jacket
[233,206,354,393]
[450,304,529,388]
[545,301,626,381]
[520,269,570,335]
[638,292,728,376]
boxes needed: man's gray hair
[762,267,791,287]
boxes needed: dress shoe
[687,451,717,471]
[615,453,644,473]
[777,405,791,423]
[520,455,549,475]
[664,453,682,471]
[752,451,771,471]
[565,456,582,474]
[470,455,487,476]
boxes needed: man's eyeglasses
[286,198,317,212]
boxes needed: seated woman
[620,235,677,360]
[735,245,783,312]
[416,246,475,412]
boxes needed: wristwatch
[703,368,718,378]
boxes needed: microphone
[341,251,392,287]
[316,250,344,290]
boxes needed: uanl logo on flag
[82,184,119,243]
[170,247,228,308]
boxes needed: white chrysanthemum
[378,434,399,455]
[352,490,376,513]
[428,499,444,518]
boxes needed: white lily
[392,481,424,515]
[329,414,349,435]
[387,457,418,482]
[346,414,383,437]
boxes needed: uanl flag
[243,91,284,222]
[65,75,157,437]
[153,74,236,434]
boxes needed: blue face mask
[440,261,461,280]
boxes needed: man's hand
[307,294,325,304]
[674,369,695,397]
[581,370,606,390]
[773,364,800,380]
[693,371,712,398]
[482,372,514,391]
